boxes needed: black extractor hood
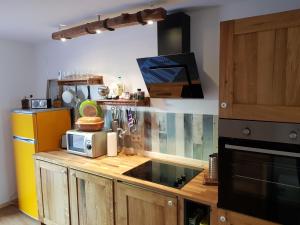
[137,12,204,99]
[137,53,203,98]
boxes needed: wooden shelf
[96,97,150,107]
[57,77,103,86]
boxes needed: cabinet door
[36,109,71,152]
[35,160,70,225]
[115,182,177,225]
[69,169,114,225]
[217,209,280,225]
[219,9,300,123]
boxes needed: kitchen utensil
[98,85,110,98]
[76,117,104,132]
[123,132,136,155]
[126,108,136,133]
[79,86,103,117]
[111,120,119,132]
[53,96,62,108]
[203,153,218,185]
[111,106,121,120]
[208,153,218,180]
[62,88,75,104]
[107,132,118,157]
[79,100,102,117]
[21,97,30,109]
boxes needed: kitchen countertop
[33,150,218,206]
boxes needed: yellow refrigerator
[12,108,71,219]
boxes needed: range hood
[137,53,204,98]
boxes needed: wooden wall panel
[233,33,258,104]
[257,31,276,105]
[234,9,300,34]
[286,26,300,106]
[273,29,287,105]
[219,21,234,117]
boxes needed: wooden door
[220,9,300,123]
[115,182,177,225]
[69,169,114,225]
[216,209,280,225]
[35,160,70,225]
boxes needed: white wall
[34,25,157,99]
[0,39,37,205]
[34,12,221,114]
[34,0,300,114]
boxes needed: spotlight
[147,20,154,25]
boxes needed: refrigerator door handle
[13,136,36,144]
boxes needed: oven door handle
[225,144,300,158]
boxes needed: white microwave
[66,130,107,158]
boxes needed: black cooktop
[123,160,203,189]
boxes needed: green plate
[79,100,103,117]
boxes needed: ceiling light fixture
[52,8,166,41]
[147,20,154,25]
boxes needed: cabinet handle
[167,200,173,207]
[219,216,226,223]
[220,102,227,109]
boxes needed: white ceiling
[0,0,240,43]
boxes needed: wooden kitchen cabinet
[35,160,70,225]
[69,169,114,225]
[215,208,280,225]
[115,182,178,225]
[219,9,300,123]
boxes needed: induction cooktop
[123,160,203,189]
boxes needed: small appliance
[66,130,107,158]
[31,99,51,109]
[123,160,203,189]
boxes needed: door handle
[13,136,36,144]
[225,144,300,158]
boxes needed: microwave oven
[66,130,107,158]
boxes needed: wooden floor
[0,205,39,225]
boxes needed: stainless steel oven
[218,119,300,225]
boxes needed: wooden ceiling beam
[52,8,167,40]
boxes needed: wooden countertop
[33,150,218,206]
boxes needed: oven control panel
[219,119,300,145]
